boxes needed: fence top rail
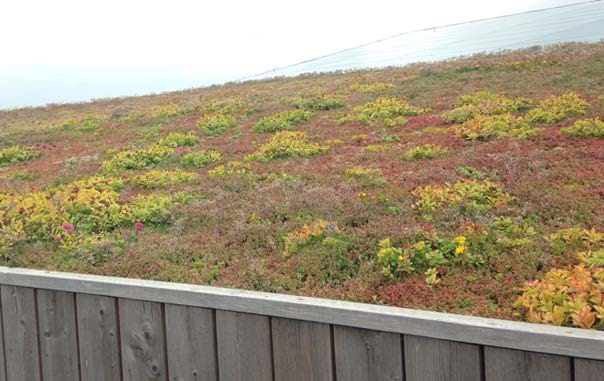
[0,266,602,360]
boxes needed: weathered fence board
[271,317,333,381]
[119,298,167,381]
[0,267,602,381]
[574,358,604,381]
[1,286,41,381]
[216,311,273,381]
[404,335,481,381]
[76,293,121,381]
[37,289,80,381]
[484,346,572,381]
[165,304,218,381]
[333,325,403,381]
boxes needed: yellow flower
[455,235,466,245]
[414,241,426,250]
[455,245,467,255]
[398,255,404,261]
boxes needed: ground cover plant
[1,42,604,329]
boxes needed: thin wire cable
[240,0,603,81]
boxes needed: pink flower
[61,223,75,234]
[134,222,144,232]
[54,235,62,243]
[175,146,187,155]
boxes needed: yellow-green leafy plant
[102,144,172,172]
[246,131,328,161]
[495,59,561,71]
[362,144,390,153]
[60,114,105,132]
[131,170,198,188]
[283,219,339,256]
[252,110,314,133]
[149,103,192,118]
[180,150,222,168]
[157,132,200,148]
[376,238,415,278]
[208,161,251,177]
[402,144,448,160]
[514,262,604,329]
[349,82,395,93]
[412,179,512,211]
[197,113,237,135]
[550,227,604,255]
[340,97,428,127]
[0,145,41,167]
[444,91,533,123]
[56,183,124,232]
[124,194,173,224]
[560,118,604,139]
[454,114,537,141]
[292,95,345,110]
[526,92,589,123]
[344,166,387,187]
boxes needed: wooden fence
[0,267,602,381]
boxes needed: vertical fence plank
[404,335,481,381]
[77,294,121,381]
[333,325,403,381]
[37,289,79,381]
[119,298,167,381]
[0,286,41,381]
[484,346,571,381]
[0,287,6,381]
[271,317,333,381]
[165,304,217,381]
[216,310,272,381]
[574,358,604,381]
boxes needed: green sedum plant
[454,114,537,141]
[0,145,41,167]
[197,113,237,135]
[444,91,533,123]
[560,118,604,139]
[246,131,328,161]
[526,92,589,123]
[180,150,222,168]
[157,132,200,148]
[339,97,428,127]
[402,144,448,160]
[292,95,345,110]
[131,170,198,188]
[252,110,314,133]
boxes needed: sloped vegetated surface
[1,42,604,329]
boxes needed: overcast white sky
[0,0,585,108]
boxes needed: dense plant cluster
[157,132,200,148]
[180,150,222,168]
[0,145,41,167]
[454,114,536,141]
[208,161,251,177]
[412,180,512,212]
[197,113,237,135]
[560,118,604,139]
[246,131,328,161]
[130,170,198,188]
[340,97,428,126]
[292,95,345,110]
[102,144,171,172]
[349,82,395,93]
[252,110,314,133]
[344,166,387,187]
[402,144,448,160]
[526,92,589,123]
[444,91,533,123]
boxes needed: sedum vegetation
[1,42,604,329]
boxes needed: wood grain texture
[119,298,167,381]
[404,335,481,381]
[216,310,272,381]
[333,325,403,381]
[574,358,604,381]
[165,304,217,381]
[1,286,41,381]
[0,288,7,381]
[2,267,603,360]
[484,346,572,381]
[77,293,121,381]
[271,317,333,381]
[37,289,80,381]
